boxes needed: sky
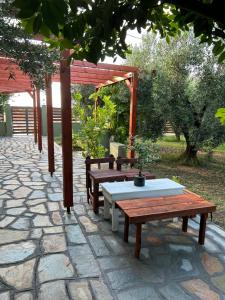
[9,30,143,107]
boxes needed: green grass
[150,137,225,228]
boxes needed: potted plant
[129,137,160,187]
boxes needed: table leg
[182,216,188,232]
[124,214,129,242]
[198,213,208,245]
[104,197,110,220]
[112,202,119,232]
[93,182,99,214]
[135,223,142,258]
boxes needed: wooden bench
[116,190,216,258]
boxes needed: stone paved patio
[0,136,225,300]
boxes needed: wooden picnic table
[116,190,216,258]
[87,169,155,213]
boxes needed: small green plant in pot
[129,137,160,187]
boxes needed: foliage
[128,137,160,176]
[215,108,225,125]
[0,1,59,88]
[73,90,116,158]
[12,0,225,64]
[128,32,225,164]
[0,94,9,114]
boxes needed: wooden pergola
[0,55,138,213]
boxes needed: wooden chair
[116,157,137,171]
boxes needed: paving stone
[10,217,30,230]
[0,259,35,290]
[159,284,192,300]
[14,292,33,300]
[29,191,46,199]
[33,215,53,227]
[42,234,66,253]
[146,235,162,246]
[0,292,10,300]
[165,235,192,244]
[0,229,29,245]
[62,212,78,225]
[48,193,63,201]
[6,207,26,215]
[0,241,36,264]
[39,280,68,300]
[169,244,193,253]
[79,216,98,233]
[90,280,113,300]
[5,199,25,208]
[69,245,100,278]
[66,225,86,244]
[104,236,125,255]
[88,235,110,257]
[52,211,63,225]
[117,286,160,300]
[181,279,220,300]
[211,275,225,293]
[3,180,19,185]
[98,257,131,271]
[201,252,224,275]
[180,259,193,272]
[4,185,19,190]
[43,226,64,234]
[68,281,92,300]
[0,216,15,227]
[38,254,74,283]
[13,187,32,198]
[47,202,59,211]
[73,204,86,216]
[30,228,42,239]
[29,204,47,214]
[26,199,47,206]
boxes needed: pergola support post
[45,74,55,176]
[31,90,37,143]
[35,88,42,152]
[126,72,138,158]
[60,50,73,213]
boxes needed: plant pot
[134,175,145,187]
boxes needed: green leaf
[33,14,42,34]
[218,51,225,64]
[215,108,225,125]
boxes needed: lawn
[150,135,225,228]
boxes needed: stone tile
[180,259,193,272]
[98,257,131,271]
[38,254,74,283]
[62,212,78,225]
[42,234,66,253]
[169,244,193,253]
[48,193,63,201]
[13,187,32,198]
[29,204,47,214]
[47,202,59,211]
[0,229,29,245]
[5,199,25,208]
[118,286,160,300]
[0,259,35,290]
[201,252,224,275]
[69,245,100,278]
[43,226,63,234]
[4,179,19,185]
[33,215,53,227]
[211,275,225,293]
[68,281,92,300]
[29,191,46,199]
[104,236,125,255]
[79,216,98,233]
[0,292,10,300]
[6,207,26,215]
[0,241,36,264]
[146,235,162,246]
[0,216,15,227]
[66,225,86,244]
[90,280,113,300]
[159,284,192,300]
[73,204,86,216]
[14,292,33,300]
[10,218,30,230]
[39,280,69,300]
[51,211,63,225]
[26,199,47,206]
[181,279,220,300]
[30,228,42,239]
[88,235,110,257]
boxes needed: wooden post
[32,91,37,143]
[45,74,55,176]
[182,216,188,232]
[35,88,42,152]
[126,72,138,158]
[124,214,129,242]
[60,50,73,213]
[198,213,208,245]
[135,223,142,258]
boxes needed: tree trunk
[180,144,199,165]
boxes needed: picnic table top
[116,190,216,223]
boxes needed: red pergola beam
[72,60,137,72]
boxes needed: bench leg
[124,214,129,242]
[135,223,142,259]
[182,217,188,232]
[198,213,208,245]
[112,203,119,232]
[104,197,110,220]
[93,183,99,214]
